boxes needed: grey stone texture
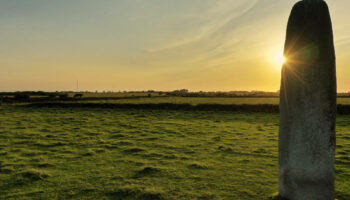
[279,0,336,200]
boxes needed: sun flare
[274,50,286,67]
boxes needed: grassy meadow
[0,98,349,199]
[75,97,280,105]
[73,96,350,105]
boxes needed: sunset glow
[0,1,350,92]
[274,50,286,67]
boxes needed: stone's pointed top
[303,0,323,3]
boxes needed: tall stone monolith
[279,0,336,199]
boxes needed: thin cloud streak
[146,0,258,53]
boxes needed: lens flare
[274,50,286,67]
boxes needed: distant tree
[36,91,47,96]
[74,93,83,98]
[178,89,189,93]
[14,94,30,101]
[2,96,11,103]
[171,89,189,96]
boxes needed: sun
[274,50,286,67]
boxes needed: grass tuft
[135,166,161,177]
[188,162,209,169]
[36,162,55,168]
[110,133,125,138]
[124,147,146,153]
[18,169,50,181]
[108,185,165,200]
[0,166,14,173]
[218,145,234,153]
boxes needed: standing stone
[279,0,336,199]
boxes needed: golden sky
[1,0,349,92]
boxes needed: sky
[1,0,350,92]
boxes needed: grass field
[76,97,280,105]
[0,103,349,199]
[76,97,350,105]
[65,92,163,98]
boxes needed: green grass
[75,96,350,105]
[74,97,280,105]
[65,92,163,98]
[0,105,349,199]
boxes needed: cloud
[146,0,259,53]
[336,36,350,47]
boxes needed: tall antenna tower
[76,80,79,91]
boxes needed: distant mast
[76,80,79,92]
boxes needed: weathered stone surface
[279,0,336,200]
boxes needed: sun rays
[274,50,286,67]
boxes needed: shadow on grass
[107,185,165,200]
[133,166,162,178]
[268,193,289,200]
[0,169,49,195]
[24,102,350,114]
[268,192,350,200]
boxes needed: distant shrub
[47,93,57,99]
[34,91,47,96]
[74,93,83,98]
[59,94,69,99]
[14,94,30,101]
[1,96,11,103]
